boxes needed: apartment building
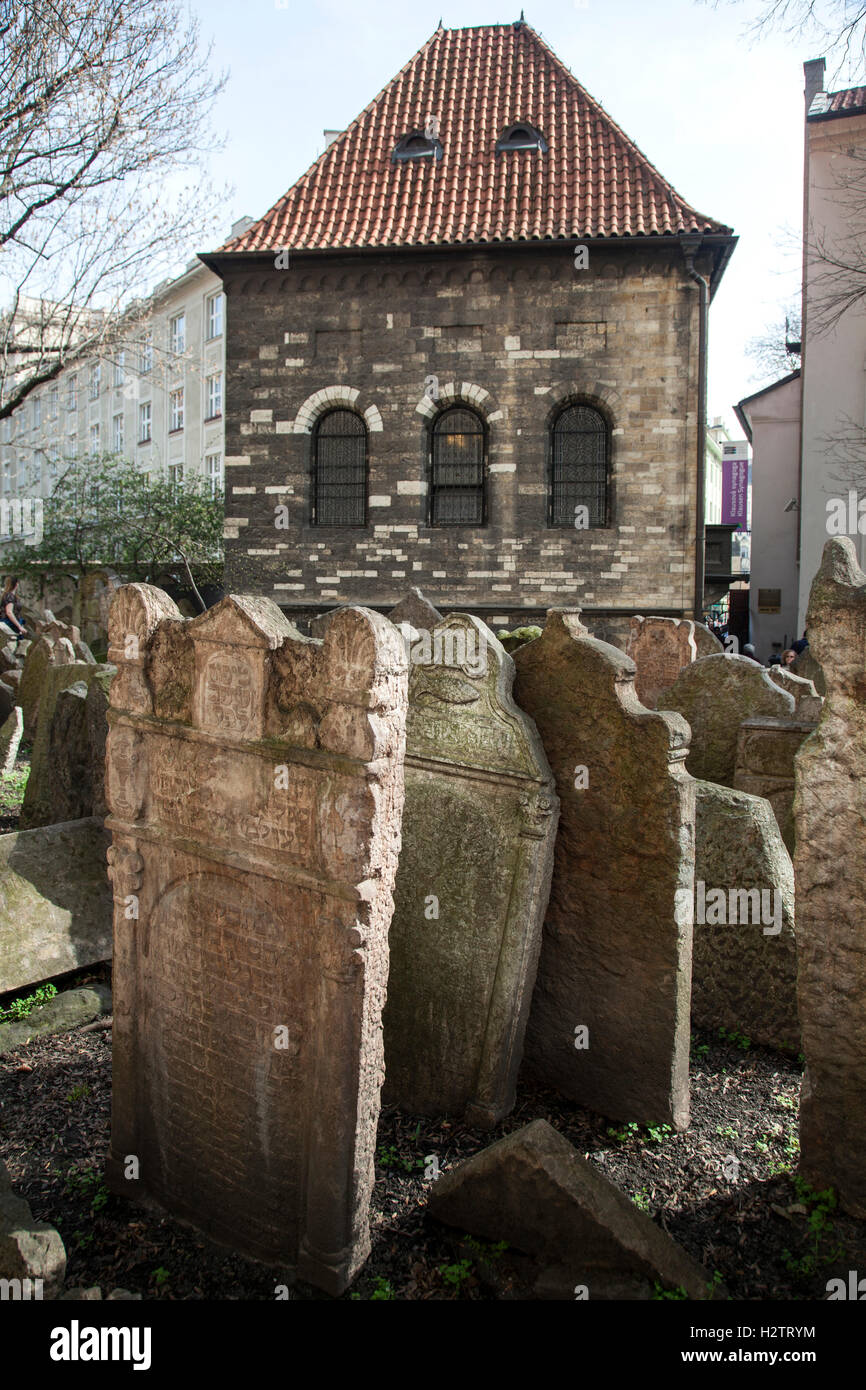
[0,225,253,521]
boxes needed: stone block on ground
[692,781,798,1050]
[513,609,695,1129]
[0,1157,66,1296]
[659,653,794,786]
[795,537,866,1217]
[105,584,408,1295]
[383,613,558,1126]
[428,1120,716,1300]
[0,818,112,995]
[0,984,112,1054]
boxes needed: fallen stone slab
[0,1157,66,1296]
[0,984,112,1054]
[428,1119,717,1300]
[0,818,113,995]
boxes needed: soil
[2,999,864,1301]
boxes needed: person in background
[781,649,797,667]
[0,576,27,644]
[792,633,808,655]
[742,643,760,663]
[768,654,782,666]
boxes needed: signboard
[722,456,749,527]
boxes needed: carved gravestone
[692,781,798,1050]
[626,616,722,709]
[20,663,113,829]
[382,614,558,1126]
[795,538,866,1217]
[105,584,408,1293]
[732,717,816,855]
[513,610,695,1129]
[658,654,794,786]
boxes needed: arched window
[430,407,486,526]
[393,131,443,163]
[312,409,367,526]
[549,404,609,527]
[496,123,548,153]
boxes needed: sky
[184,0,864,434]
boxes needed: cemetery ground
[2,1000,865,1301]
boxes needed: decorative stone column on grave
[104,584,408,1294]
[382,614,558,1126]
[795,537,866,1217]
[513,609,695,1129]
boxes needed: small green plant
[716,1124,738,1141]
[151,1267,171,1288]
[72,1229,94,1250]
[782,1178,844,1280]
[705,1269,725,1297]
[606,1121,640,1143]
[0,765,30,807]
[0,981,57,1023]
[463,1236,508,1260]
[755,1134,770,1154]
[66,1083,91,1104]
[376,1143,424,1174]
[652,1281,688,1300]
[774,1093,797,1111]
[350,1275,396,1301]
[439,1259,473,1292]
[646,1123,672,1143]
[63,1165,109,1215]
[632,1188,651,1213]
[717,1025,751,1051]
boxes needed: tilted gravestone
[513,610,695,1129]
[795,538,866,1217]
[19,663,111,829]
[692,781,798,1050]
[104,584,408,1293]
[17,635,56,738]
[626,616,722,709]
[732,717,816,855]
[658,653,794,786]
[382,613,558,1126]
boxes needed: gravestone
[387,587,443,634]
[0,707,22,778]
[18,635,56,737]
[795,538,866,1217]
[659,654,794,786]
[19,663,108,829]
[732,718,816,855]
[513,609,695,1129]
[693,623,725,657]
[792,646,825,695]
[105,584,408,1293]
[0,819,112,995]
[626,616,698,709]
[382,613,558,1126]
[767,666,823,722]
[692,781,798,1050]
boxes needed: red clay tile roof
[220,22,731,253]
[810,85,866,118]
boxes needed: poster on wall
[721,455,749,527]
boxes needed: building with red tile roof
[203,20,736,633]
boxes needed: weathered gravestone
[792,646,826,696]
[512,610,695,1129]
[0,819,112,995]
[658,653,794,786]
[767,665,823,722]
[387,587,443,634]
[795,538,866,1217]
[691,782,798,1050]
[626,616,723,709]
[382,613,558,1125]
[19,663,110,829]
[104,584,408,1293]
[0,707,22,778]
[732,717,817,855]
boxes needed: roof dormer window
[496,123,548,153]
[393,131,443,162]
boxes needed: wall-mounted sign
[722,456,749,527]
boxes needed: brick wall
[219,243,704,625]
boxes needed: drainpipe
[679,232,708,621]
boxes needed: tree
[718,1,866,74]
[745,300,802,385]
[0,0,226,420]
[2,452,224,609]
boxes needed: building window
[312,409,367,526]
[1,419,11,444]
[168,461,184,489]
[112,413,124,453]
[205,372,222,420]
[206,292,223,339]
[206,451,223,495]
[169,313,185,355]
[67,435,77,460]
[549,403,609,528]
[33,457,42,489]
[138,402,152,443]
[89,363,101,400]
[495,123,548,153]
[170,387,184,432]
[48,385,58,420]
[33,396,41,429]
[113,352,125,387]
[429,406,486,526]
[140,330,153,373]
[67,375,77,410]
[90,422,100,453]
[393,130,443,162]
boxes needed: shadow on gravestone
[104,584,408,1295]
[382,613,558,1127]
[512,609,695,1130]
[658,653,794,787]
[795,537,866,1217]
